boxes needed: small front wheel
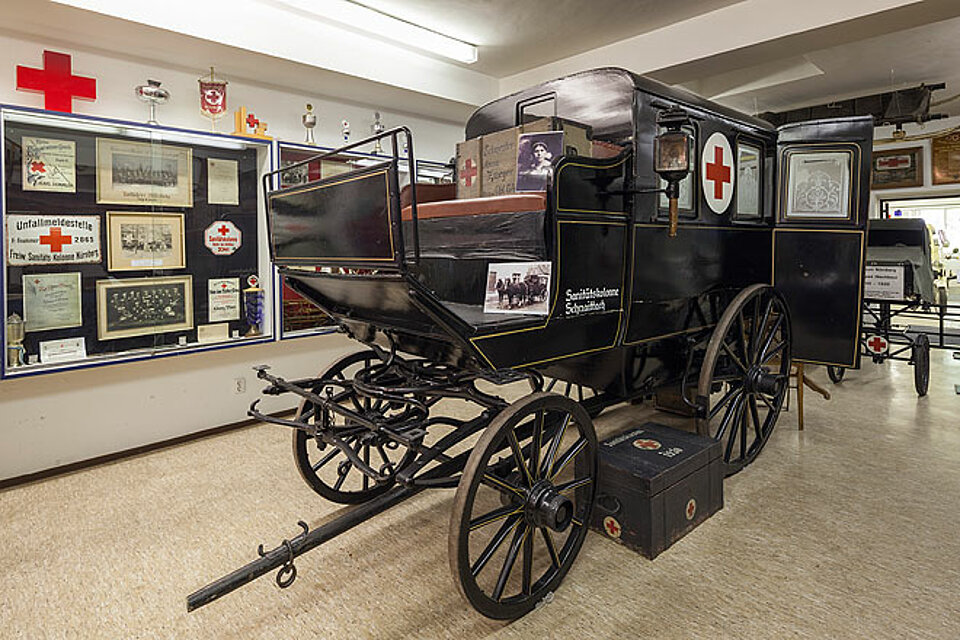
[449,393,597,619]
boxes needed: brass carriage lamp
[654,107,692,238]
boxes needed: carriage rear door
[772,116,873,368]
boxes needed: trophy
[135,79,170,125]
[302,103,317,145]
[371,111,385,154]
[243,285,264,336]
[6,313,25,368]
[341,119,351,143]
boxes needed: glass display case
[1,106,273,377]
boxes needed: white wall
[0,31,465,481]
[0,32,465,162]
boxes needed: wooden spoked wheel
[696,284,791,476]
[450,393,598,619]
[912,333,930,396]
[293,350,416,504]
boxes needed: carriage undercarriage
[188,282,792,619]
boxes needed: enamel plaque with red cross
[865,334,889,355]
[204,220,242,256]
[701,131,735,214]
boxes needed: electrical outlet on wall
[235,377,246,394]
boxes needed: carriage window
[784,150,853,220]
[735,143,762,219]
[658,126,696,214]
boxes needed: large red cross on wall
[705,146,731,200]
[17,51,97,113]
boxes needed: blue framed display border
[1,105,275,379]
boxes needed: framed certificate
[22,272,83,332]
[96,138,193,207]
[107,211,186,271]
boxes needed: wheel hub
[746,366,780,396]
[525,481,573,532]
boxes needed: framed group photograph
[872,146,923,189]
[96,275,194,340]
[106,212,186,271]
[96,138,193,207]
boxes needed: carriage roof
[465,67,775,143]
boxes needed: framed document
[932,132,960,185]
[96,275,194,340]
[785,150,852,220]
[22,272,83,332]
[106,211,186,271]
[207,158,239,205]
[872,147,923,189]
[23,136,76,192]
[96,138,193,207]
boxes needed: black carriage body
[271,68,872,391]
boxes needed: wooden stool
[789,363,831,430]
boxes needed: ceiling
[9,0,960,123]
[357,0,745,76]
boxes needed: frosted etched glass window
[736,144,761,218]
[786,151,852,219]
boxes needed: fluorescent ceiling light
[277,0,477,64]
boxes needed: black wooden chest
[588,422,723,559]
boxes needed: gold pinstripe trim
[555,156,630,215]
[270,169,396,262]
[771,227,865,367]
[469,216,629,369]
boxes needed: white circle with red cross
[633,438,661,450]
[602,516,622,539]
[685,498,697,521]
[701,132,735,214]
[865,334,889,355]
[204,220,242,256]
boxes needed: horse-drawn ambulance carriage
[189,68,873,619]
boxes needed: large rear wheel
[696,285,792,476]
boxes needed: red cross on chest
[461,158,478,186]
[218,225,231,236]
[603,517,620,536]
[17,51,97,113]
[705,145,731,200]
[40,227,72,252]
[868,336,887,352]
